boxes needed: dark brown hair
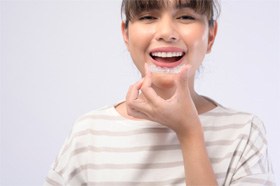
[121,0,220,28]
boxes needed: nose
[155,16,179,43]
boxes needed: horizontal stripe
[55,128,172,166]
[57,134,249,172]
[67,162,184,184]
[81,177,185,186]
[233,177,272,184]
[59,125,249,161]
[74,144,181,154]
[203,111,251,117]
[203,122,248,131]
[59,129,247,161]
[210,151,243,164]
[78,114,123,122]
[74,128,171,137]
[206,134,247,146]
[82,162,183,170]
[58,144,181,175]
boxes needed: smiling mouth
[150,51,185,64]
[149,51,186,74]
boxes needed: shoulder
[70,105,121,133]
[201,104,267,143]
[206,107,274,185]
[76,105,117,122]
[50,106,118,172]
[203,104,264,127]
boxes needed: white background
[1,0,279,185]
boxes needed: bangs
[121,0,219,24]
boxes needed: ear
[121,21,129,49]
[207,21,218,53]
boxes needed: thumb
[171,64,192,100]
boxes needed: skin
[117,1,218,185]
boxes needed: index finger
[126,78,144,101]
[140,63,162,104]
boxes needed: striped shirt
[44,104,275,186]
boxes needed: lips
[149,47,186,68]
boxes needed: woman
[44,0,274,185]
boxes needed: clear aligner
[148,63,184,74]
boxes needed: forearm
[177,123,218,186]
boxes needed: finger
[126,94,154,121]
[130,95,153,111]
[144,63,152,78]
[126,106,149,120]
[173,65,192,98]
[175,64,192,88]
[126,79,144,101]
[126,78,152,117]
[142,63,152,87]
[141,63,162,103]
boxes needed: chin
[151,73,176,89]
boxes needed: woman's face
[122,0,217,87]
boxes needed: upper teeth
[151,52,183,58]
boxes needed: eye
[139,15,157,21]
[177,15,195,20]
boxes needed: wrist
[176,119,204,142]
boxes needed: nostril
[157,35,179,42]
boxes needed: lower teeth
[148,63,184,74]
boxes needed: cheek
[127,26,155,75]
[182,27,209,65]
[128,26,154,49]
[181,24,209,49]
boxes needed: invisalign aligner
[148,63,184,74]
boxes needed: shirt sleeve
[43,118,89,186]
[230,116,275,186]
[44,169,64,186]
[44,129,73,186]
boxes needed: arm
[177,123,217,186]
